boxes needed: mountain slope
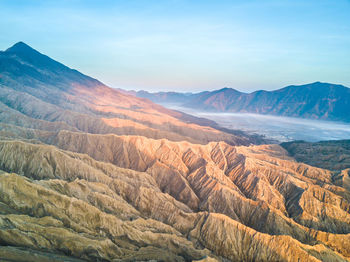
[0,42,350,261]
[0,42,263,145]
[134,82,350,122]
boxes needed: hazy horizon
[163,104,350,142]
[1,0,350,92]
[117,81,349,94]
[2,40,349,94]
[5,41,349,94]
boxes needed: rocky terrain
[133,82,350,123]
[0,42,350,261]
[281,140,350,171]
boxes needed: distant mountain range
[131,82,350,122]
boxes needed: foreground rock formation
[0,135,350,261]
[0,42,349,261]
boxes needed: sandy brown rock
[1,138,350,261]
[0,172,212,261]
[191,213,348,262]
[0,84,257,146]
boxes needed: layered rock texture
[0,42,349,261]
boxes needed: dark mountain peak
[5,41,39,55]
[4,41,62,70]
[282,82,333,91]
[285,82,349,93]
[1,41,103,89]
[311,81,322,85]
[307,82,331,88]
[215,87,241,94]
[218,87,232,91]
[301,82,345,88]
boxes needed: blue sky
[1,0,350,92]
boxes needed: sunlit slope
[0,138,349,261]
[0,42,261,145]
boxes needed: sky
[1,0,350,92]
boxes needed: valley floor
[161,104,350,142]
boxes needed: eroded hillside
[0,42,349,261]
[0,134,350,261]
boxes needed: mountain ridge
[1,41,104,90]
[132,81,350,122]
[0,41,264,145]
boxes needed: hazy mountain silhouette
[134,82,350,122]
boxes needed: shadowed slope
[281,140,350,171]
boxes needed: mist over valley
[160,104,350,142]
